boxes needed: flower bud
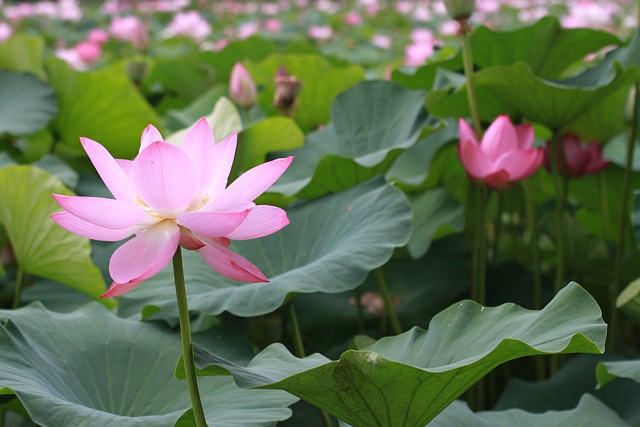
[273,66,302,115]
[229,62,257,109]
[443,0,475,20]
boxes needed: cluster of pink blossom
[457,116,610,190]
[55,28,109,71]
[0,0,636,71]
[3,0,81,22]
[162,10,211,43]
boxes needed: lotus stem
[459,18,482,139]
[611,83,639,352]
[375,268,403,335]
[287,303,333,427]
[522,181,546,379]
[598,173,611,241]
[522,181,542,310]
[492,191,505,262]
[549,131,566,293]
[353,287,365,333]
[288,302,306,358]
[172,247,208,427]
[11,269,24,310]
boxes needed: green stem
[472,185,489,305]
[522,181,546,380]
[598,173,611,242]
[492,191,505,263]
[375,268,403,335]
[172,248,208,427]
[288,302,306,358]
[287,303,333,427]
[459,19,482,139]
[611,84,639,353]
[11,269,24,310]
[550,132,567,293]
[353,287,365,333]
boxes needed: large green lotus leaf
[470,17,620,79]
[430,395,629,427]
[0,71,57,135]
[142,54,216,112]
[616,277,640,321]
[233,117,305,177]
[0,302,296,427]
[429,61,637,130]
[392,17,619,89]
[496,355,640,425]
[246,53,365,132]
[178,282,605,427]
[0,166,105,300]
[563,29,640,88]
[166,97,242,147]
[0,35,46,79]
[564,83,629,142]
[118,178,412,318]
[269,81,429,198]
[202,37,279,85]
[597,360,640,388]
[164,85,227,132]
[385,118,458,187]
[46,59,161,159]
[406,188,464,259]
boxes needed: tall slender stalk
[459,18,482,138]
[611,83,640,352]
[522,181,542,310]
[375,268,403,335]
[598,173,611,241]
[522,180,546,380]
[288,303,306,359]
[492,191,505,262]
[172,248,208,427]
[287,302,333,427]
[353,287,365,333]
[11,269,24,310]
[549,132,567,293]
[472,185,489,305]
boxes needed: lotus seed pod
[443,0,475,19]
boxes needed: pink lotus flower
[75,41,102,64]
[163,10,211,43]
[229,62,257,109]
[543,134,609,178]
[404,42,433,67]
[87,28,109,45]
[264,18,282,33]
[345,11,363,26]
[52,118,293,298]
[308,25,333,41]
[109,15,148,49]
[458,115,543,189]
[0,23,13,43]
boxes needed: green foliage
[179,283,605,426]
[0,71,57,136]
[0,166,105,300]
[46,60,161,159]
[0,302,296,426]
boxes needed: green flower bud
[443,0,476,19]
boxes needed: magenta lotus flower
[52,118,293,298]
[543,134,609,178]
[458,115,543,189]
